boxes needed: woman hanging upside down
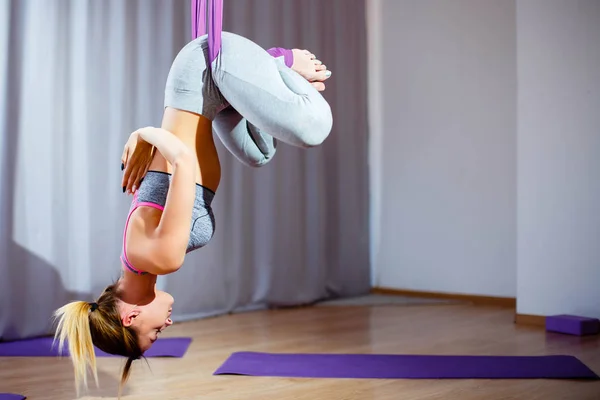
[52,0,333,397]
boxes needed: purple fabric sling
[191,0,222,64]
[190,0,293,67]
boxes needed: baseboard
[371,287,516,308]
[514,313,546,327]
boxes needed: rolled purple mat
[0,394,26,400]
[546,314,600,336]
[214,351,600,380]
[0,336,191,358]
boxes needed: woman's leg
[212,105,277,168]
[211,32,333,149]
[211,45,328,168]
[210,46,287,168]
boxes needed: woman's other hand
[121,128,154,194]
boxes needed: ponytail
[119,357,135,398]
[53,282,143,398]
[53,301,99,394]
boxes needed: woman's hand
[291,49,331,91]
[121,128,155,194]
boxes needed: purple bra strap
[191,0,222,64]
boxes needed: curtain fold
[0,0,369,340]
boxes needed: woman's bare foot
[291,49,332,92]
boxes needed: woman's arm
[135,127,191,166]
[124,127,196,274]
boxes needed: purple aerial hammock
[190,0,293,68]
[191,0,223,64]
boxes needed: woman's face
[122,290,174,352]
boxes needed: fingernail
[121,163,124,171]
[325,70,332,78]
[132,185,136,193]
[122,186,126,193]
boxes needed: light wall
[368,0,517,297]
[516,0,600,318]
[368,0,600,318]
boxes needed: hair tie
[89,302,99,312]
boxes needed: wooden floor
[1,301,599,399]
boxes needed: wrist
[138,127,166,145]
[135,132,152,148]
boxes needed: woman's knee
[286,101,333,148]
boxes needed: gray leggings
[164,32,333,167]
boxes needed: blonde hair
[53,282,142,397]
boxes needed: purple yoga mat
[0,395,26,400]
[214,352,600,380]
[0,336,191,358]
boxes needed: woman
[52,30,333,397]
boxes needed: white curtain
[0,0,370,340]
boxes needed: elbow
[157,258,184,275]
[153,249,185,275]
[150,233,189,275]
[172,150,196,170]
